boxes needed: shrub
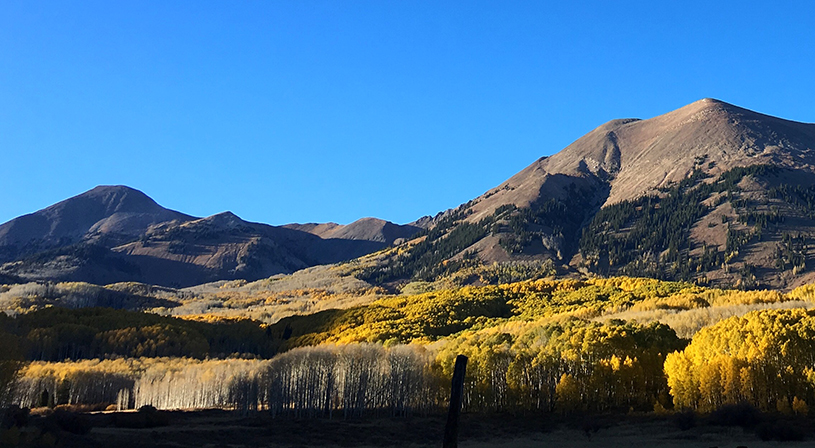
[47,409,92,435]
[1,405,29,429]
[756,419,806,441]
[114,405,169,428]
[707,403,762,429]
[672,410,696,430]
[138,405,157,414]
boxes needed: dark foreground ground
[3,405,815,447]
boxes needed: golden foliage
[271,276,806,349]
[665,308,815,411]
[9,276,815,416]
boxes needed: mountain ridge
[4,99,815,290]
[0,186,420,287]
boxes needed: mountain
[362,99,815,290]
[284,218,420,245]
[0,187,420,287]
[464,99,815,220]
[5,99,815,291]
[0,185,194,256]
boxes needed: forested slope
[6,276,815,419]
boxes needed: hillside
[0,187,420,287]
[363,99,815,290]
[8,277,815,424]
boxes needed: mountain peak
[366,99,815,290]
[695,97,725,106]
[87,184,144,194]
[284,217,420,244]
[582,98,815,203]
[211,211,240,219]
[0,185,193,248]
[459,98,815,222]
[76,185,161,215]
[202,211,247,228]
[668,97,738,118]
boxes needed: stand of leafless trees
[98,344,442,416]
[15,369,134,409]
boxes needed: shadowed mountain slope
[0,186,194,254]
[0,188,420,287]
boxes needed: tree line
[13,307,815,417]
[6,276,815,417]
[10,318,681,415]
[0,307,276,362]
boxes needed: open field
[8,409,815,448]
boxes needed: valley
[4,99,815,446]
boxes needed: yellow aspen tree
[555,373,581,413]
[792,396,809,416]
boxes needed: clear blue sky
[1,1,813,226]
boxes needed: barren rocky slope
[0,187,419,287]
[466,98,815,221]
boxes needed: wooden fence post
[443,354,468,448]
